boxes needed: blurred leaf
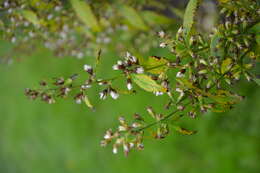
[21,10,40,26]
[248,22,260,34]
[183,0,199,35]
[70,0,101,32]
[141,11,173,25]
[119,5,148,31]
[145,56,169,74]
[253,76,260,86]
[221,58,232,74]
[84,95,94,110]
[170,7,184,19]
[131,74,167,92]
[210,33,224,58]
[172,125,196,135]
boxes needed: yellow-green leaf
[221,58,232,74]
[173,125,196,135]
[21,10,40,26]
[70,0,101,32]
[183,0,199,35]
[84,95,94,109]
[145,56,169,74]
[119,5,148,31]
[131,74,167,93]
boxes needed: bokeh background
[0,0,260,173]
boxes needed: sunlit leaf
[221,58,232,74]
[131,74,167,92]
[145,56,169,74]
[70,0,101,32]
[84,95,94,109]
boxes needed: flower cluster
[25,0,259,156]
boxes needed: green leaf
[172,125,197,135]
[119,5,148,31]
[210,33,225,58]
[221,58,232,74]
[183,0,199,35]
[141,11,173,25]
[253,76,260,86]
[144,56,169,74]
[21,10,40,26]
[170,7,184,19]
[131,74,167,93]
[248,22,260,34]
[70,0,101,32]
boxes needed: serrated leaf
[210,33,225,58]
[221,58,232,74]
[131,74,167,93]
[141,11,173,25]
[21,10,40,26]
[119,5,148,31]
[183,0,199,35]
[173,125,196,135]
[70,0,100,32]
[145,56,169,74]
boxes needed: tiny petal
[84,64,92,71]
[112,64,119,70]
[158,30,165,38]
[110,90,119,99]
[159,42,167,48]
[176,71,185,78]
[127,82,132,90]
[136,67,144,74]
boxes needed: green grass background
[0,43,260,173]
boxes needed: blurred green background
[0,42,260,173]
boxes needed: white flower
[4,1,9,7]
[126,51,131,58]
[176,71,185,78]
[158,30,165,38]
[118,125,127,131]
[112,64,119,70]
[47,14,53,20]
[175,88,183,93]
[136,67,144,74]
[81,84,91,89]
[99,92,107,100]
[75,99,82,104]
[127,82,132,90]
[129,142,134,148]
[117,60,123,65]
[110,90,119,99]
[154,91,163,96]
[77,52,84,59]
[159,42,167,48]
[11,37,16,43]
[177,26,183,35]
[112,147,118,154]
[84,64,92,71]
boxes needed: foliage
[0,0,175,60]
[21,0,260,156]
